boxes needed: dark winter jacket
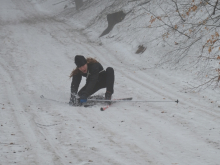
[70,59,104,98]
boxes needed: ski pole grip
[100,106,109,111]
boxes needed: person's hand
[69,100,73,106]
[69,93,77,106]
[80,98,87,103]
[80,95,87,103]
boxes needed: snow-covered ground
[1,0,220,164]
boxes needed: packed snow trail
[0,0,220,165]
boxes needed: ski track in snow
[0,0,220,165]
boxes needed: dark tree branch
[212,0,219,15]
[172,0,185,22]
[203,0,220,10]
[142,6,191,38]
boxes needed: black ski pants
[78,67,114,97]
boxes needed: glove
[79,94,87,103]
[80,98,87,103]
[69,93,78,106]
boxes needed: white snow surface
[1,0,220,165]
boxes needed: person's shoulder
[88,63,103,74]
[88,62,100,69]
[86,58,99,64]
[88,62,101,66]
[87,58,101,67]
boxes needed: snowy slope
[0,0,220,165]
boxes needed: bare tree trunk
[75,0,83,10]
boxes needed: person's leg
[78,78,106,97]
[88,74,106,96]
[78,68,114,98]
[105,67,114,100]
[106,67,114,94]
[77,85,87,96]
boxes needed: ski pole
[40,95,69,104]
[100,99,179,111]
[88,99,179,103]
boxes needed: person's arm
[69,74,82,105]
[71,74,82,95]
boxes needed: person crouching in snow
[69,55,114,105]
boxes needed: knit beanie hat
[75,55,87,68]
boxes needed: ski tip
[40,95,44,98]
